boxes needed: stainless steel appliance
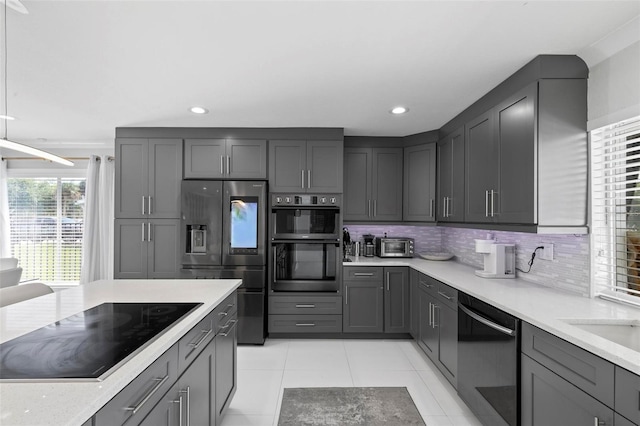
[458,293,520,426]
[375,237,414,258]
[0,302,201,381]
[180,180,267,344]
[270,193,341,292]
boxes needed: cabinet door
[115,138,148,218]
[114,219,147,279]
[179,339,215,426]
[307,140,343,193]
[148,139,182,219]
[227,139,267,179]
[403,144,436,222]
[438,128,465,222]
[418,288,438,360]
[496,84,536,224]
[465,111,498,223]
[147,219,181,279]
[138,383,181,426]
[269,140,306,192]
[343,148,372,221]
[215,317,237,426]
[615,367,640,425]
[409,269,419,339]
[521,355,614,426]
[384,267,410,333]
[184,138,226,179]
[437,303,457,385]
[372,148,403,221]
[343,281,384,333]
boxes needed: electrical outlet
[539,243,554,261]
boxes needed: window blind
[591,115,640,306]
[7,178,85,284]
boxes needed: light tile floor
[221,338,483,426]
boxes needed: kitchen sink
[562,319,640,352]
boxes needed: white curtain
[80,155,115,284]
[0,158,10,257]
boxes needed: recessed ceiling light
[390,106,408,115]
[0,114,15,120]
[190,106,209,114]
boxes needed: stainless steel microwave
[375,238,414,258]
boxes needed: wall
[347,224,590,296]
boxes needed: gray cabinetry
[403,143,436,222]
[465,110,497,223]
[268,295,343,334]
[343,279,384,333]
[343,147,403,221]
[437,127,465,222]
[184,138,267,179]
[269,140,343,193]
[615,367,640,425]
[115,138,182,219]
[521,354,614,426]
[114,219,181,279]
[409,269,419,339]
[384,267,410,333]
[215,315,238,425]
[417,273,457,387]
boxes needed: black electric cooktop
[0,302,202,381]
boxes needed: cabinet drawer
[94,344,178,426]
[269,314,342,333]
[344,267,383,282]
[436,282,457,309]
[178,311,216,374]
[214,292,238,332]
[616,366,640,424]
[269,296,342,315]
[416,273,437,295]
[522,323,614,407]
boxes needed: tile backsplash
[345,224,590,296]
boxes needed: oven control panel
[271,194,340,207]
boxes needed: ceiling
[1,0,640,150]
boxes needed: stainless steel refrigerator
[180,180,267,344]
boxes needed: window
[7,177,85,285]
[591,115,640,305]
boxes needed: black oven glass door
[272,208,339,239]
[383,241,408,255]
[272,242,339,291]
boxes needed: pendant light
[0,1,73,166]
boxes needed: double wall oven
[270,194,341,292]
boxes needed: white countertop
[0,279,241,426]
[345,256,640,376]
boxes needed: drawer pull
[125,375,169,414]
[354,273,374,277]
[295,304,316,308]
[188,327,213,348]
[295,323,316,327]
[438,291,452,300]
[419,280,432,288]
[220,319,237,337]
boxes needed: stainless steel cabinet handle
[148,196,152,215]
[220,156,224,175]
[490,190,495,217]
[180,387,190,426]
[419,280,432,289]
[373,199,377,217]
[296,323,316,327]
[307,169,311,189]
[428,302,433,326]
[273,252,277,283]
[447,197,451,218]
[142,196,146,215]
[177,394,184,426]
[368,199,371,217]
[594,417,605,426]
[227,156,231,175]
[296,304,316,308]
[438,291,452,300]
[458,303,516,336]
[188,326,213,348]
[301,170,305,189]
[354,272,374,276]
[433,305,440,328]
[345,285,348,305]
[443,197,447,218]
[147,223,152,241]
[485,190,489,217]
[429,199,434,218]
[220,319,237,336]
[141,223,145,242]
[386,272,390,291]
[125,375,169,414]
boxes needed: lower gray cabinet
[615,367,640,425]
[409,269,419,339]
[215,315,238,426]
[521,354,614,426]
[384,267,410,333]
[343,280,384,333]
[268,295,343,334]
[418,283,438,357]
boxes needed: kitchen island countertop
[0,279,241,426]
[345,256,640,376]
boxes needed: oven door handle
[458,303,516,337]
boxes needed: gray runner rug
[277,387,426,426]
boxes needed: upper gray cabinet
[437,127,465,222]
[115,138,182,219]
[269,140,343,193]
[343,147,403,222]
[184,139,267,179]
[403,144,436,222]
